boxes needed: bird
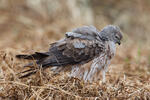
[16,25,123,83]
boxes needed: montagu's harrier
[16,25,123,82]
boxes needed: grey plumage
[16,25,123,82]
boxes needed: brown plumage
[16,25,123,82]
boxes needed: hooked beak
[117,41,121,45]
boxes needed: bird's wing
[38,26,105,67]
[16,26,106,78]
[65,26,100,40]
[72,25,99,36]
[39,38,105,68]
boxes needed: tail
[16,50,69,78]
[16,52,49,60]
[17,62,51,78]
[16,52,50,78]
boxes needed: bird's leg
[102,69,106,83]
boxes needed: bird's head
[99,25,123,45]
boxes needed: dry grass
[0,43,150,100]
[0,0,150,100]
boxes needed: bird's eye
[115,35,120,40]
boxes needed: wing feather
[66,26,100,40]
[17,25,106,78]
[72,26,99,36]
[44,38,105,67]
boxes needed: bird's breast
[106,41,116,59]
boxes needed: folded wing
[16,26,105,78]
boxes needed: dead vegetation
[0,0,150,100]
